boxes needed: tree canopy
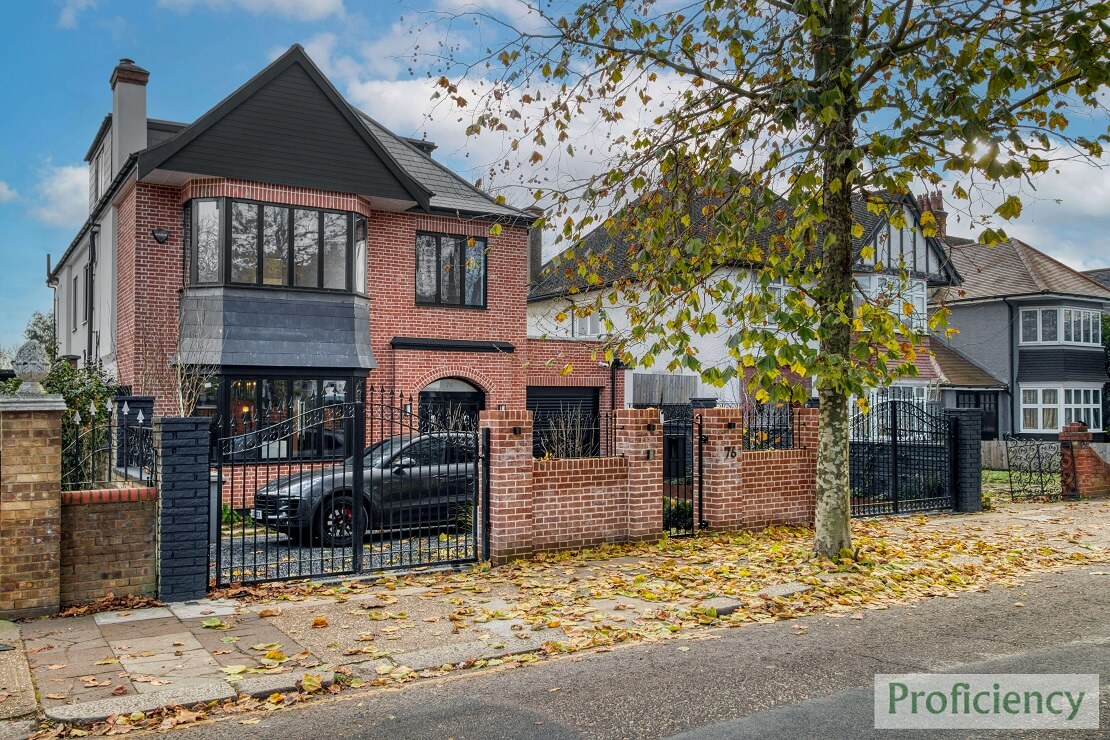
[435,0,1108,554]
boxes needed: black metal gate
[211,385,481,587]
[661,405,704,535]
[1004,436,1069,501]
[849,400,955,517]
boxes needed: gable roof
[138,45,433,210]
[938,237,1110,304]
[528,186,954,301]
[929,341,1007,389]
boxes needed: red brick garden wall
[1061,422,1110,498]
[60,488,158,607]
[532,456,630,551]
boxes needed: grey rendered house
[933,238,1110,441]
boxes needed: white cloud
[28,164,88,228]
[158,0,343,22]
[58,0,95,28]
[0,181,17,203]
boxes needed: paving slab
[98,616,190,643]
[168,600,240,620]
[0,719,35,740]
[110,631,203,658]
[93,607,174,625]
[0,623,36,721]
[44,679,237,723]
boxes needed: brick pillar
[0,397,67,619]
[615,408,663,541]
[698,407,747,530]
[794,405,819,449]
[480,409,534,564]
[944,408,983,512]
[155,417,211,601]
[1060,422,1110,499]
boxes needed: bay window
[1020,384,1103,433]
[1021,307,1102,346]
[189,198,356,292]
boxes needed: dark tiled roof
[1083,268,1110,290]
[529,187,929,300]
[938,237,1110,303]
[356,112,524,220]
[930,341,1007,388]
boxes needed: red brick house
[47,46,617,438]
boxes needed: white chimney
[110,58,149,174]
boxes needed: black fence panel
[531,410,616,458]
[62,399,156,490]
[742,403,795,450]
[850,400,954,517]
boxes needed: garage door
[526,386,600,458]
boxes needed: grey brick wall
[945,408,983,512]
[156,417,211,601]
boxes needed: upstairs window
[1023,307,1101,346]
[573,311,601,338]
[188,198,354,292]
[415,233,486,307]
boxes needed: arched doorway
[418,378,484,431]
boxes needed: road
[175,567,1109,739]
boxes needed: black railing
[531,410,616,459]
[741,403,795,450]
[62,400,157,490]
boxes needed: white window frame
[1022,306,1102,346]
[1019,383,1103,433]
[572,310,601,339]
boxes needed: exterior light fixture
[151,228,170,244]
[498,404,506,411]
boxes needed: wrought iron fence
[61,399,157,490]
[1004,435,1062,501]
[741,403,795,450]
[531,410,616,459]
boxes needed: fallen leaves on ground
[57,594,163,618]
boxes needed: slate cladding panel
[159,63,413,202]
[179,286,374,370]
[1017,347,1106,383]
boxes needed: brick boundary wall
[0,403,65,620]
[532,456,630,552]
[700,406,820,531]
[1061,422,1110,498]
[156,417,212,601]
[60,487,158,606]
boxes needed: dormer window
[188,197,366,294]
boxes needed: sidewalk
[3,499,1108,736]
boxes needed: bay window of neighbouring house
[415,233,486,307]
[1021,307,1102,346]
[188,198,362,293]
[1019,385,1103,433]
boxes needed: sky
[0,0,1107,349]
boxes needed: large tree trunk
[812,0,857,558]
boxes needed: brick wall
[59,488,158,606]
[700,406,818,531]
[0,406,65,619]
[532,457,630,551]
[1061,422,1110,498]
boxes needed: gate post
[615,408,664,541]
[479,409,534,564]
[943,408,982,512]
[155,417,212,601]
[697,407,747,530]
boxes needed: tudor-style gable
[853,193,956,286]
[137,45,431,211]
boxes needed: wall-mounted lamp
[645,449,655,460]
[646,423,656,432]
[726,421,737,429]
[403,402,412,414]
[151,228,171,244]
[498,404,506,412]
[512,426,522,435]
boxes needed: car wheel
[317,494,366,548]
[285,527,310,547]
